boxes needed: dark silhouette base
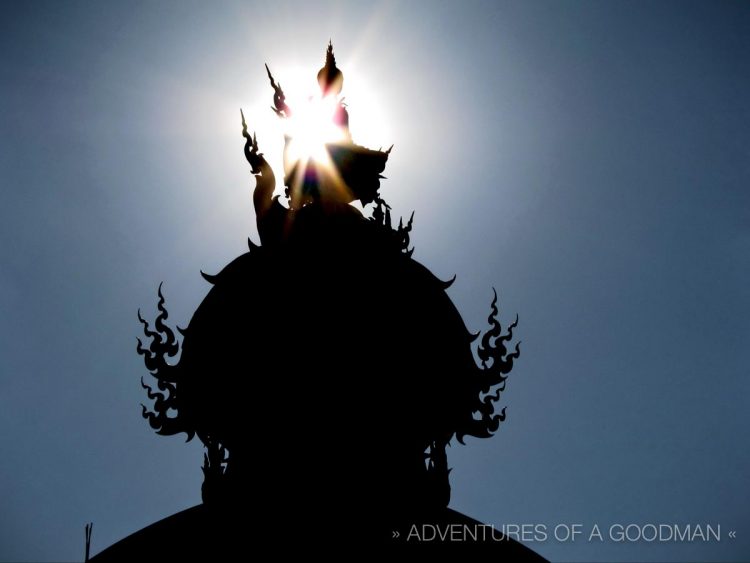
[90,504,548,559]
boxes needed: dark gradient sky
[1,1,748,561]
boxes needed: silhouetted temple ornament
[91,44,545,559]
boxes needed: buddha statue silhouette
[92,44,544,559]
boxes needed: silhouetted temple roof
[90,505,548,560]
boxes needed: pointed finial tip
[265,63,276,84]
[318,40,342,95]
[325,41,336,65]
[240,109,247,134]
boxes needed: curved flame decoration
[455,289,521,444]
[136,283,194,441]
[371,197,415,256]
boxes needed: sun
[266,61,391,167]
[243,49,393,209]
[285,94,347,165]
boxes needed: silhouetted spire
[317,40,343,96]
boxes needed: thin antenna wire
[84,522,93,562]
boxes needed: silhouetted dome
[115,43,540,560]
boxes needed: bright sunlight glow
[269,64,391,167]
[285,95,347,165]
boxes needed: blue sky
[1,1,748,561]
